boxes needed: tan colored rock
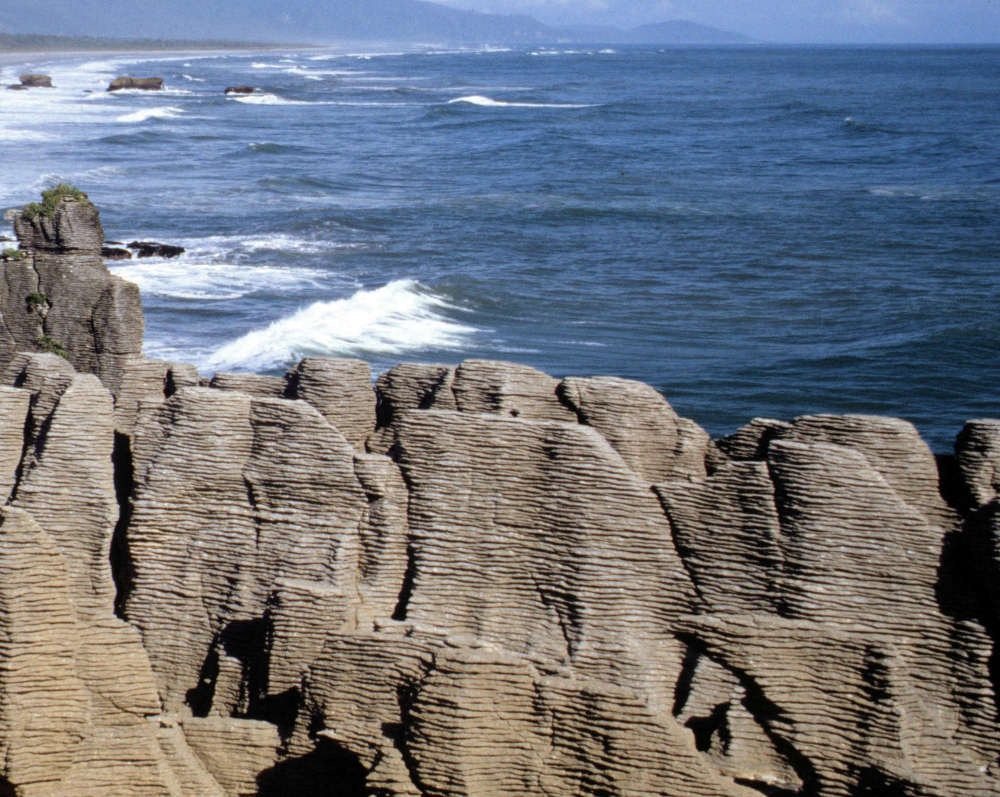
[369,361,456,452]
[180,716,280,797]
[124,387,370,714]
[955,418,1000,509]
[209,371,286,398]
[114,358,201,436]
[392,409,695,706]
[286,356,375,449]
[451,358,576,422]
[559,374,709,482]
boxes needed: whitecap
[108,259,327,301]
[229,92,308,105]
[182,74,205,82]
[201,279,477,372]
[116,106,184,123]
[447,94,592,109]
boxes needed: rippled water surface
[1,45,997,450]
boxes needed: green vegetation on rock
[22,184,91,221]
[26,292,48,312]
[1,248,28,261]
[36,334,68,359]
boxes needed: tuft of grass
[1,248,28,261]
[26,291,47,312]
[22,183,91,221]
[36,334,68,359]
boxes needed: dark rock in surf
[224,85,255,95]
[102,247,132,261]
[6,85,29,91]
[127,241,184,259]
[18,74,53,88]
[107,77,163,92]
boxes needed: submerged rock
[224,85,255,94]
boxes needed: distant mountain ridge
[1,0,749,45]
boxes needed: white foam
[229,92,308,105]
[167,232,363,259]
[447,94,591,109]
[202,279,477,372]
[108,259,327,301]
[182,74,205,82]
[116,106,184,123]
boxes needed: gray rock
[6,194,144,393]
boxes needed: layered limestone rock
[0,355,237,795]
[5,192,144,392]
[0,335,997,796]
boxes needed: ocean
[0,44,997,451]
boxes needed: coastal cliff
[0,193,998,796]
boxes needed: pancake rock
[5,189,143,393]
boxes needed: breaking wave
[116,106,184,123]
[447,94,592,109]
[201,279,477,372]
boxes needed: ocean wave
[116,106,184,123]
[108,259,328,301]
[201,279,477,372]
[229,92,309,105]
[182,74,205,82]
[446,94,592,109]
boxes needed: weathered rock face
[0,354,244,795]
[0,339,998,793]
[5,195,144,392]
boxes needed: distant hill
[0,0,555,44]
[0,2,748,47]
[555,20,752,44]
[626,20,753,44]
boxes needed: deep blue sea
[1,44,997,451]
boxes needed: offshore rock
[127,240,185,258]
[17,73,53,88]
[108,76,164,91]
[7,195,143,393]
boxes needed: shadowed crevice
[111,431,136,618]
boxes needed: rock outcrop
[3,189,144,393]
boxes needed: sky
[440,0,1000,42]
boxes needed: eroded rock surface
[0,340,995,795]
[5,195,144,392]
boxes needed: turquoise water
[1,45,997,450]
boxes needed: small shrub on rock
[22,183,91,221]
